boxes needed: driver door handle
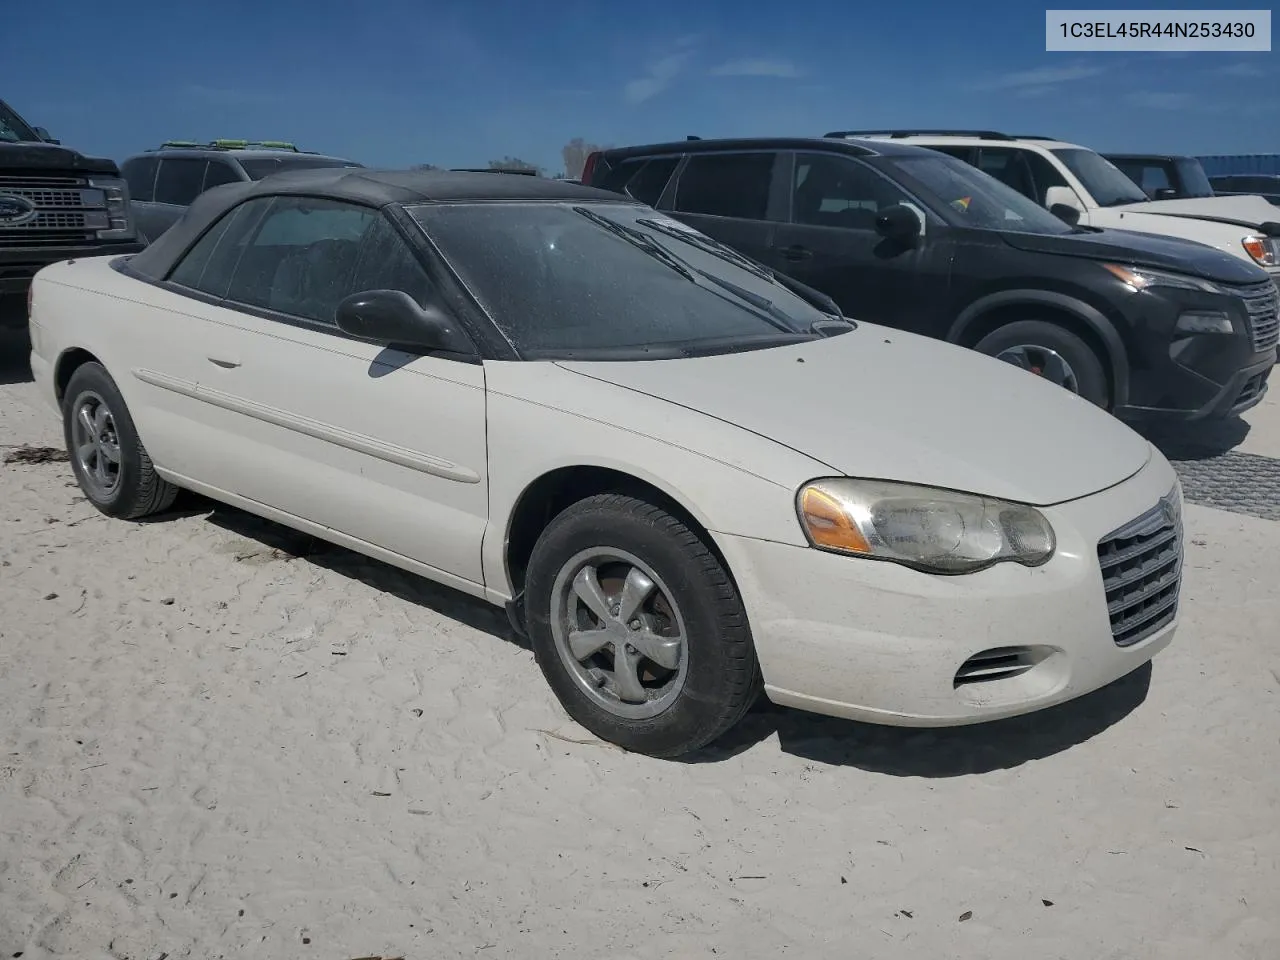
[207,356,241,369]
[779,245,813,262]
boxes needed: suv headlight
[797,479,1056,575]
[1242,235,1278,268]
[1102,262,1226,294]
[87,177,136,241]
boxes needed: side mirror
[1152,187,1177,201]
[1049,203,1081,226]
[33,126,59,144]
[1044,185,1083,213]
[874,204,922,245]
[335,289,471,353]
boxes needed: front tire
[974,320,1110,409]
[524,493,760,757]
[62,362,178,519]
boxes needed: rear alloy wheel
[974,320,1109,409]
[524,493,760,757]
[62,362,179,519]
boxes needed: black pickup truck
[1,98,141,333]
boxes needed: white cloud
[624,50,695,104]
[709,58,802,78]
[1124,91,1197,110]
[1216,61,1266,77]
[970,62,1109,93]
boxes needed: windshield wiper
[635,217,777,282]
[573,207,697,284]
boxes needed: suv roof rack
[152,139,302,152]
[824,129,1018,141]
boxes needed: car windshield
[238,156,362,180]
[886,154,1077,235]
[408,201,837,359]
[1175,158,1215,198]
[1051,148,1149,207]
[0,100,40,143]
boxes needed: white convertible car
[27,169,1184,757]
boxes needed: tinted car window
[792,153,911,229]
[596,158,645,194]
[226,197,378,324]
[976,148,1037,198]
[598,157,680,207]
[167,198,272,298]
[1050,148,1148,206]
[203,160,242,191]
[674,152,775,220]
[154,158,209,206]
[237,156,361,180]
[409,201,828,357]
[1018,150,1070,204]
[122,156,159,203]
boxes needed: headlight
[87,177,136,241]
[1101,262,1225,294]
[1242,235,1278,268]
[796,478,1056,575]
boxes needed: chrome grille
[1241,281,1280,352]
[0,175,102,243]
[1096,489,1183,648]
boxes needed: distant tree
[487,156,542,175]
[411,162,440,170]
[561,138,605,179]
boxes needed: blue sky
[5,0,1276,173]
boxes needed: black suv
[583,137,1278,422]
[120,139,362,243]
[2,97,142,334]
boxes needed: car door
[120,155,164,242]
[662,150,784,264]
[156,194,490,588]
[764,150,947,330]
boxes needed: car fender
[947,288,1131,408]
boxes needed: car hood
[555,325,1152,507]
[0,141,119,176]
[999,227,1268,284]
[1114,194,1280,229]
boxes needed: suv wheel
[974,321,1109,409]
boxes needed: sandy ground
[2,332,1278,960]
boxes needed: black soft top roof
[125,167,630,281]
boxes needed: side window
[122,156,159,203]
[202,160,241,191]
[791,153,911,229]
[1018,150,1070,205]
[977,148,1037,198]
[928,145,976,164]
[166,197,272,298]
[226,197,378,325]
[1139,165,1172,194]
[622,157,679,207]
[673,152,775,220]
[348,216,436,308]
[596,158,645,195]
[154,158,209,206]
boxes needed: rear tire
[974,320,1110,409]
[524,493,761,758]
[62,362,179,520]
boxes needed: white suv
[825,130,1280,285]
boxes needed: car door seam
[132,367,481,484]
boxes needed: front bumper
[715,452,1180,727]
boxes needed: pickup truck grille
[1242,281,1280,352]
[1096,490,1183,648]
[0,174,100,246]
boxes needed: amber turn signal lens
[1242,236,1271,265]
[799,486,872,554]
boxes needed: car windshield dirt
[238,156,362,180]
[0,101,40,143]
[887,155,1076,235]
[1051,148,1150,207]
[409,201,835,359]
